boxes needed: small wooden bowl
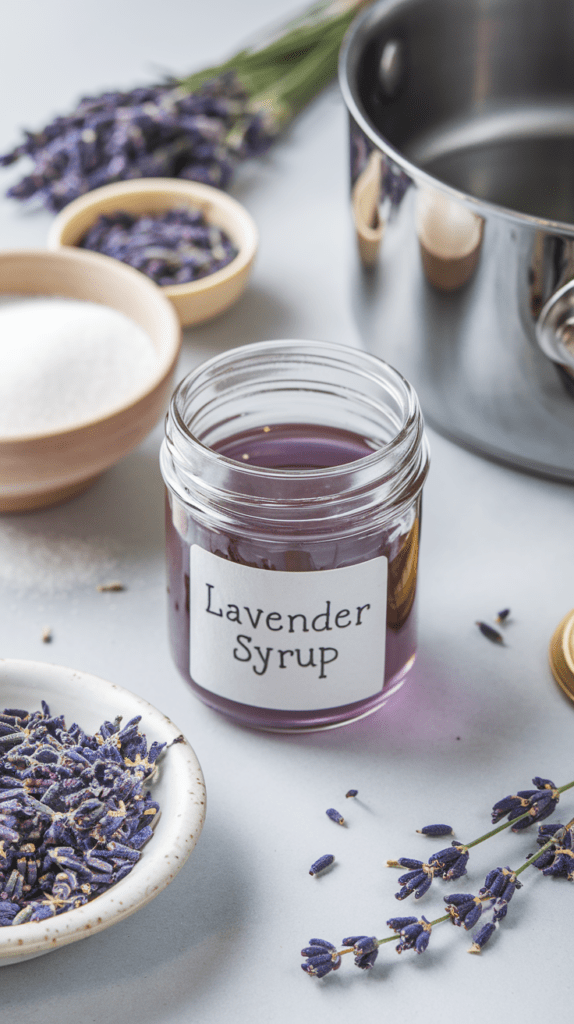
[0,248,180,513]
[48,179,259,326]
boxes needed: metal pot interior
[340,0,574,481]
[345,0,574,227]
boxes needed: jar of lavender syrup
[160,340,429,731]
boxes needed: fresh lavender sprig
[300,787,574,978]
[1,0,371,211]
[301,820,574,976]
[387,776,574,901]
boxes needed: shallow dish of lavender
[0,659,206,966]
[47,178,258,327]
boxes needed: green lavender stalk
[1,0,373,210]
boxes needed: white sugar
[0,521,122,595]
[0,296,159,436]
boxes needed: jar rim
[170,338,421,481]
[161,339,429,528]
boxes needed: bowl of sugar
[0,248,180,512]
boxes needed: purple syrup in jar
[161,341,429,732]
[212,423,377,469]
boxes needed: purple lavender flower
[0,77,274,212]
[444,892,486,930]
[468,920,497,953]
[491,777,559,830]
[533,823,574,879]
[387,916,432,954]
[301,938,341,978]
[0,702,163,927]
[394,861,435,900]
[79,207,238,287]
[386,916,418,931]
[417,824,454,837]
[479,866,520,903]
[341,935,379,969]
[345,789,358,798]
[428,842,469,880]
[309,854,335,876]
[326,808,344,826]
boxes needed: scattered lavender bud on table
[96,581,126,592]
[326,808,344,826]
[41,626,52,643]
[417,823,454,836]
[476,621,505,644]
[309,854,335,876]
[496,608,511,623]
[345,789,358,798]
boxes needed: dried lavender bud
[491,778,559,830]
[428,842,469,880]
[395,865,434,901]
[0,76,274,212]
[416,824,454,836]
[345,789,358,798]
[386,916,419,931]
[96,581,126,592]
[476,621,505,645]
[309,854,335,876]
[0,702,163,926]
[301,938,341,977]
[496,608,511,623]
[444,892,485,930]
[393,917,432,954]
[479,866,519,902]
[325,808,344,826]
[342,935,379,969]
[80,208,238,287]
[468,920,497,953]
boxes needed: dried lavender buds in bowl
[0,660,205,966]
[79,207,238,286]
[48,178,258,327]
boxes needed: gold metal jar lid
[549,609,574,701]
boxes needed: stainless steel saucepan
[340,0,574,480]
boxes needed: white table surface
[1,1,573,1020]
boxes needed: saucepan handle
[536,279,574,371]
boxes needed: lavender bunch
[301,774,574,979]
[1,0,370,211]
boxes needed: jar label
[189,546,387,711]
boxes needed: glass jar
[160,339,430,731]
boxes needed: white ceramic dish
[0,659,205,966]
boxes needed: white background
[0,1,573,1020]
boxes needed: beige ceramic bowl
[0,659,206,966]
[0,248,180,513]
[48,178,259,327]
